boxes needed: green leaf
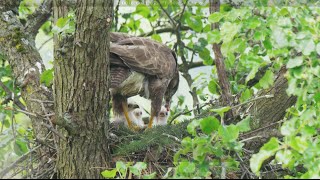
[289,136,308,153]
[208,80,217,94]
[272,27,288,48]
[259,70,274,89]
[181,137,192,148]
[286,56,303,69]
[56,17,69,28]
[135,4,150,18]
[129,162,147,176]
[236,116,251,133]
[263,39,272,50]
[200,116,220,134]
[40,69,54,87]
[250,137,280,176]
[275,149,294,169]
[143,172,157,179]
[280,118,297,136]
[177,161,196,175]
[151,34,162,43]
[246,17,261,29]
[186,15,203,32]
[116,161,127,176]
[199,48,213,65]
[208,12,224,23]
[220,22,240,43]
[245,66,259,83]
[240,89,251,103]
[101,169,117,178]
[218,125,239,143]
[187,120,200,136]
[14,139,28,156]
[302,39,315,56]
[261,137,280,151]
[211,106,231,114]
[207,30,221,44]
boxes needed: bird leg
[147,112,155,129]
[122,101,140,131]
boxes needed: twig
[231,94,274,110]
[155,0,176,26]
[169,99,216,124]
[4,107,65,140]
[240,119,285,137]
[0,145,41,178]
[41,121,65,140]
[239,135,262,143]
[29,98,54,103]
[25,0,53,37]
[4,107,38,117]
[37,36,53,51]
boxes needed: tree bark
[242,67,297,149]
[0,2,55,178]
[53,0,113,178]
[209,0,233,121]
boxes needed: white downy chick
[153,106,169,127]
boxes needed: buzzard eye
[165,112,168,116]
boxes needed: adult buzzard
[109,32,179,129]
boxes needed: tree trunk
[242,67,296,149]
[53,0,113,178]
[0,1,55,178]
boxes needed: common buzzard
[109,32,179,129]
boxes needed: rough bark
[53,0,113,178]
[209,0,233,121]
[242,67,297,148]
[0,1,55,178]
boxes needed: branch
[210,0,233,120]
[37,36,53,51]
[155,0,177,27]
[25,0,52,36]
[0,145,41,179]
[178,61,206,71]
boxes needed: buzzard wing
[110,36,177,79]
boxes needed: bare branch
[210,0,233,120]
[0,145,41,179]
[37,36,53,51]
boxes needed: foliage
[1,0,320,179]
[234,5,320,178]
[101,161,156,179]
[172,113,250,178]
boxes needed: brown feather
[109,32,179,128]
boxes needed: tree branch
[210,0,233,121]
[25,0,52,37]
[0,145,41,179]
